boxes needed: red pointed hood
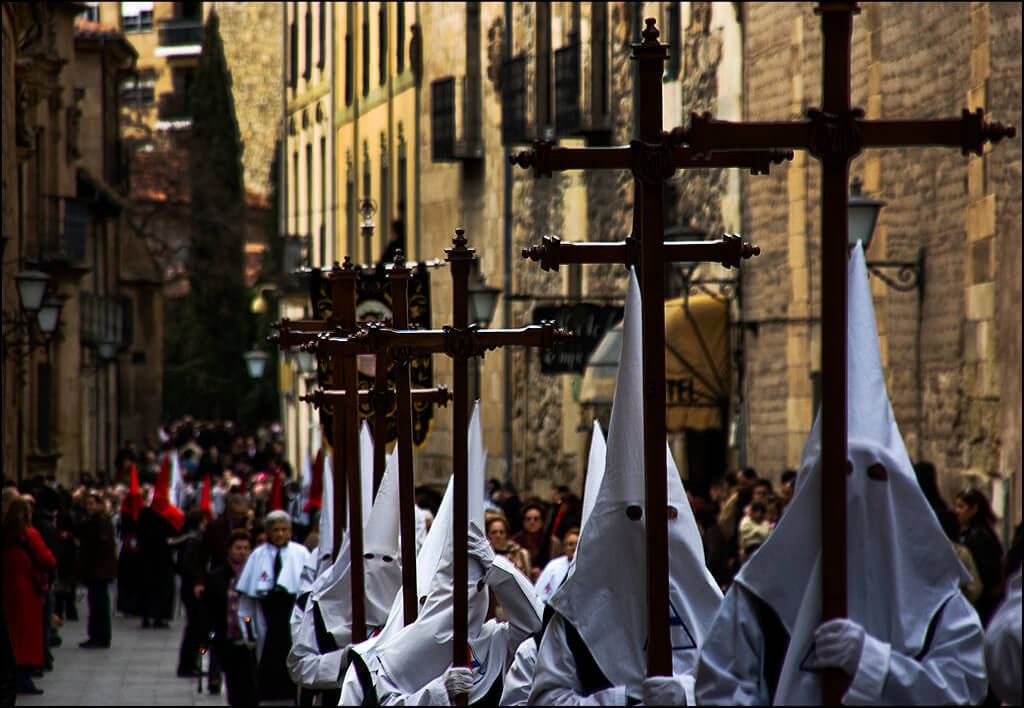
[200,472,213,521]
[151,451,184,532]
[121,463,143,522]
[268,468,284,512]
[303,449,324,512]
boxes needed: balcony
[156,18,203,57]
[33,196,88,266]
[157,91,191,122]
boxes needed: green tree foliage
[163,10,261,422]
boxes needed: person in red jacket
[2,496,57,695]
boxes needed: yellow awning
[580,293,729,431]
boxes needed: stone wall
[741,2,1021,530]
[211,1,282,198]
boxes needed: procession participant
[983,564,1021,706]
[236,509,312,702]
[695,243,987,705]
[138,453,184,628]
[115,463,145,617]
[501,420,607,706]
[288,436,401,704]
[340,403,543,705]
[530,270,723,706]
[204,529,258,705]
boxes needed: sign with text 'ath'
[309,264,434,447]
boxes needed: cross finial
[642,18,660,45]
[453,228,467,248]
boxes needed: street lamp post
[3,270,65,359]
[467,268,502,401]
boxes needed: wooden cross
[270,259,371,641]
[316,230,571,691]
[509,21,787,679]
[667,3,1015,701]
[300,250,457,627]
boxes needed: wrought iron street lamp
[847,177,923,292]
[3,270,64,359]
[244,347,270,379]
[467,272,501,327]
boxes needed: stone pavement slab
[16,587,227,707]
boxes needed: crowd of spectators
[3,420,1021,703]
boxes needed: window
[293,151,299,233]
[665,3,681,81]
[397,124,407,222]
[121,77,155,104]
[554,40,581,135]
[121,1,154,32]
[304,3,312,80]
[320,137,327,265]
[306,143,314,239]
[289,18,298,88]
[379,5,388,86]
[379,133,388,253]
[318,2,326,70]
[79,3,100,22]
[345,28,353,105]
[396,3,405,74]
[362,8,370,96]
[535,2,552,134]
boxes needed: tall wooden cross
[325,229,571,693]
[303,251,459,627]
[509,20,787,678]
[270,259,371,641]
[667,2,1015,701]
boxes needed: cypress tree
[164,9,254,422]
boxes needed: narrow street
[16,590,226,707]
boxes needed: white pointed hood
[313,451,404,639]
[360,405,497,700]
[468,401,486,529]
[359,421,374,524]
[579,420,607,537]
[550,269,723,693]
[735,242,969,703]
[315,450,334,573]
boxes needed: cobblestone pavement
[17,588,228,707]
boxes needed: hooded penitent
[548,268,723,695]
[121,462,143,522]
[152,451,184,532]
[355,402,517,702]
[314,446,403,638]
[724,242,977,704]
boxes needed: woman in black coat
[955,487,1005,625]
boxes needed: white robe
[695,581,986,705]
[534,555,570,604]
[235,540,311,660]
[339,556,540,706]
[983,566,1022,705]
[530,614,630,706]
[499,636,537,706]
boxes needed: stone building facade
[2,3,165,486]
[739,2,1021,535]
[276,2,1019,539]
